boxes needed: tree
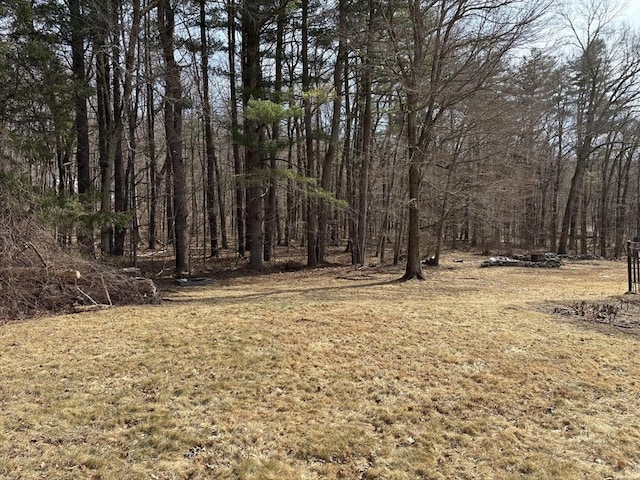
[381,0,548,279]
[242,0,266,269]
[558,3,640,254]
[228,0,245,257]
[69,0,91,240]
[301,0,318,266]
[199,0,220,258]
[158,0,189,274]
[352,0,375,267]
[317,0,347,263]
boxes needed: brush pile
[0,175,157,322]
[480,253,562,268]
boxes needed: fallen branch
[77,287,98,306]
[101,275,112,306]
[26,241,47,268]
[73,304,113,313]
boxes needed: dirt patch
[546,296,640,338]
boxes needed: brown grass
[1,252,640,479]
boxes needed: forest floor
[2,250,640,479]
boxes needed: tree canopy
[1,0,639,276]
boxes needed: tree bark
[145,10,157,250]
[264,7,286,262]
[242,0,264,269]
[158,0,188,274]
[70,0,90,197]
[200,0,219,258]
[614,146,635,258]
[402,93,425,280]
[317,0,346,263]
[228,0,245,257]
[353,0,374,266]
[69,0,92,252]
[302,0,317,267]
[96,26,114,255]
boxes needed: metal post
[628,240,634,293]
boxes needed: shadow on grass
[162,277,402,306]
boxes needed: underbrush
[0,174,156,322]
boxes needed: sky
[622,0,640,25]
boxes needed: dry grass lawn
[1,252,640,479]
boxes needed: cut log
[0,267,81,282]
[121,267,141,275]
[54,269,81,283]
[135,278,158,298]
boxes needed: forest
[1,0,639,279]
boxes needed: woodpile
[0,257,160,321]
[480,253,563,268]
[0,179,158,322]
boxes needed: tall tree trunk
[598,140,616,257]
[342,61,355,259]
[558,58,598,255]
[159,0,188,274]
[550,153,562,251]
[355,1,374,266]
[400,0,426,281]
[242,0,264,269]
[96,28,114,255]
[70,0,92,251]
[200,0,219,258]
[228,0,245,257]
[126,93,139,263]
[614,146,635,258]
[402,102,425,280]
[302,0,317,267]
[145,13,157,250]
[112,39,125,256]
[317,0,346,263]
[559,148,587,255]
[164,157,174,245]
[116,0,142,257]
[580,179,589,254]
[264,7,285,262]
[284,118,294,247]
[215,153,228,249]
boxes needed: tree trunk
[145,26,157,249]
[614,147,634,258]
[215,153,228,249]
[159,0,188,274]
[401,89,424,280]
[126,92,139,263]
[354,0,374,266]
[558,148,587,255]
[402,161,424,280]
[111,50,124,256]
[96,32,114,255]
[580,179,589,254]
[264,7,285,262]
[228,0,245,257]
[70,0,90,197]
[242,0,264,269]
[200,0,219,258]
[302,0,317,267]
[70,0,92,251]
